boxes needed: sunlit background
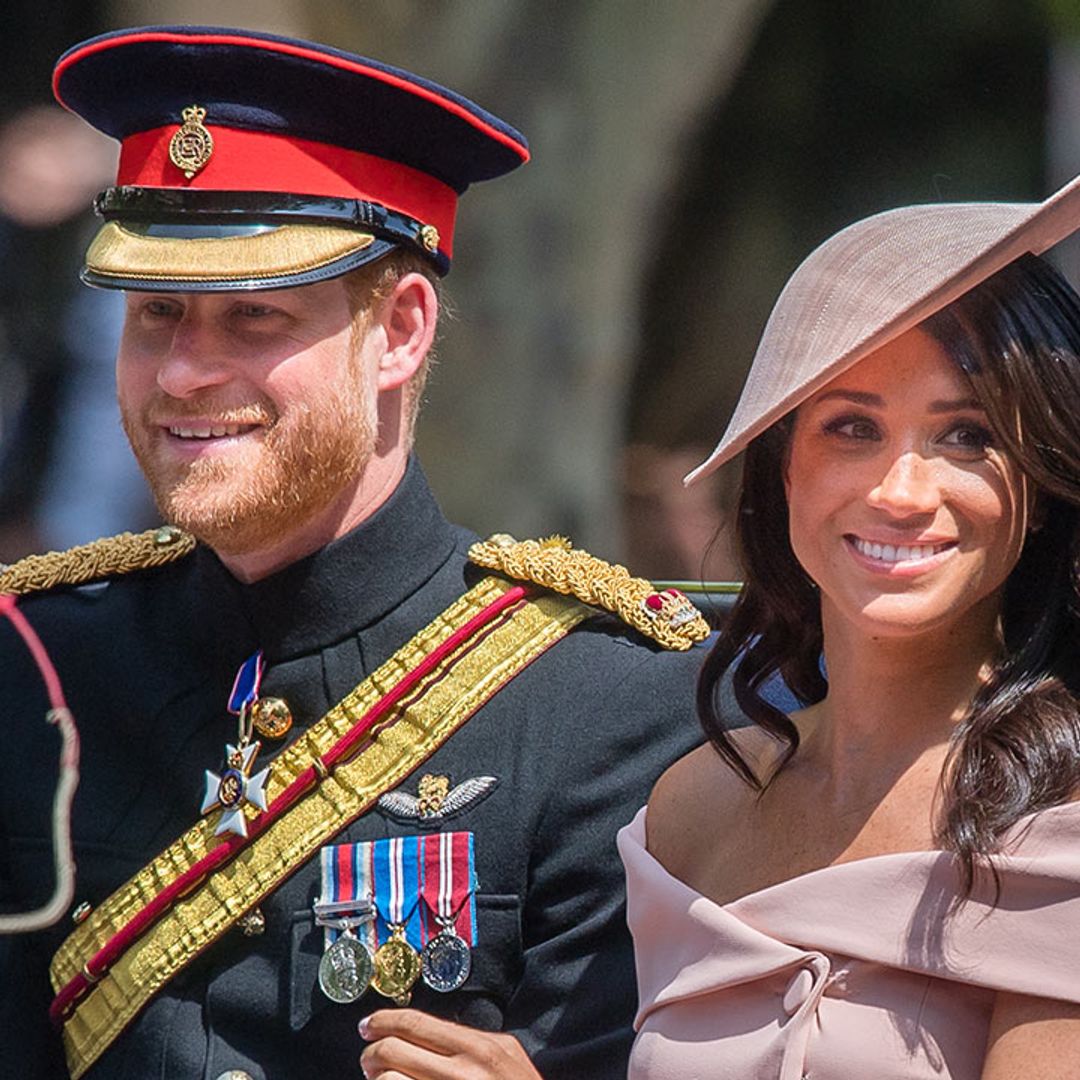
[1,0,1076,583]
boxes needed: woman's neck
[803,592,1002,783]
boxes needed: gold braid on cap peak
[468,534,709,651]
[0,527,195,597]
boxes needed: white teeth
[168,423,245,439]
[853,538,946,564]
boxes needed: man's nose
[866,451,942,516]
[155,316,233,398]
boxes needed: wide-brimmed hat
[52,26,529,290]
[686,172,1080,484]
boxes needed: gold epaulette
[468,534,710,651]
[0,526,195,597]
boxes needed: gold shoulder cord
[0,527,195,596]
[468,534,709,650]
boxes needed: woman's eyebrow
[927,397,984,413]
[811,389,985,414]
[812,389,883,407]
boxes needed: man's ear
[374,271,438,391]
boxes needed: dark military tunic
[0,460,703,1080]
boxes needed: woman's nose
[866,451,941,516]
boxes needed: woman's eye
[823,416,880,441]
[941,423,995,451]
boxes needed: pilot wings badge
[377,774,498,825]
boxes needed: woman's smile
[844,534,957,574]
[784,325,1025,639]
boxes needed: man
[0,26,706,1080]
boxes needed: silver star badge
[201,742,270,838]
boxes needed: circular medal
[372,933,421,1005]
[421,929,472,992]
[250,696,293,739]
[318,934,374,1004]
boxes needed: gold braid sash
[50,575,591,1078]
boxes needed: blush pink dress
[617,801,1080,1080]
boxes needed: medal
[421,920,471,992]
[372,924,421,1005]
[315,844,378,1005]
[200,742,269,838]
[318,930,374,1003]
[371,836,423,1005]
[202,651,295,834]
[201,652,269,835]
[418,831,477,993]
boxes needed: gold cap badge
[169,105,214,179]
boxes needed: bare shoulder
[646,741,753,886]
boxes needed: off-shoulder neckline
[628,798,1080,911]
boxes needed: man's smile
[165,422,260,440]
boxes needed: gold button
[250,696,292,739]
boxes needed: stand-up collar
[195,458,459,661]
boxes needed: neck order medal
[200,651,273,838]
[201,742,269,838]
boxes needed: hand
[359,1009,543,1080]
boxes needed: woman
[619,176,1080,1079]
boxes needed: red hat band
[118,122,458,258]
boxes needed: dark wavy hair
[699,253,1080,891]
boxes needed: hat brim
[686,173,1080,485]
[82,220,392,291]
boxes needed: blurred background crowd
[1,0,1077,585]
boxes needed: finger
[360,1009,473,1055]
[360,1034,456,1080]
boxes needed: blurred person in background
[0,104,154,563]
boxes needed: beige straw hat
[686,173,1080,485]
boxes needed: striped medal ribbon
[314,843,377,1004]
[419,832,476,992]
[371,837,422,1005]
